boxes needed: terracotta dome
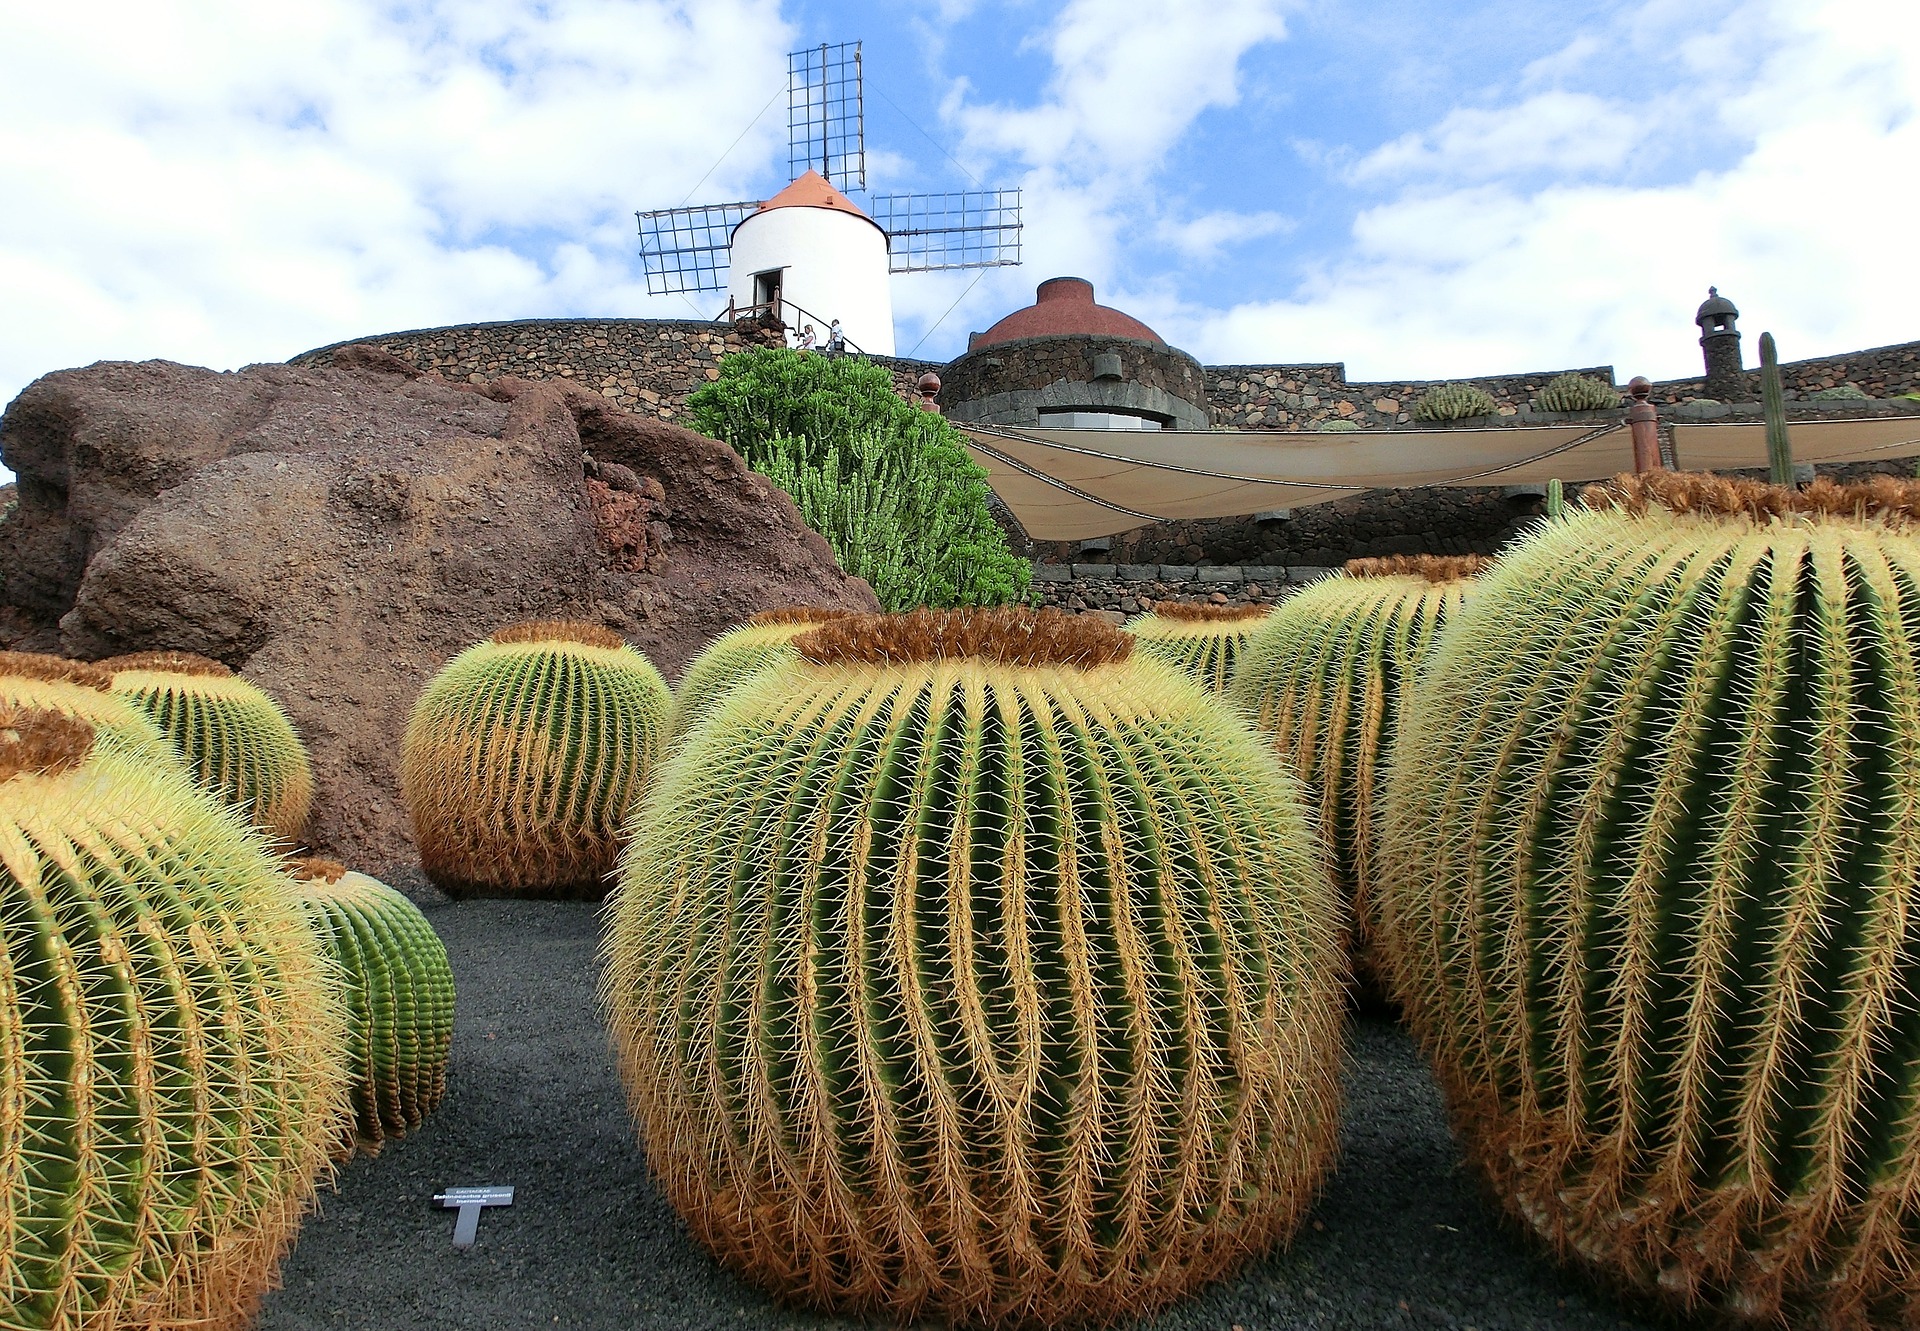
[970,278,1162,350]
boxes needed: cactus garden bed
[256,884,1664,1331]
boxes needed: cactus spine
[0,651,184,772]
[102,651,315,846]
[668,607,857,741]
[288,859,455,1154]
[1413,382,1497,422]
[1124,601,1270,693]
[605,608,1346,1328]
[1227,555,1485,987]
[401,620,672,897]
[1377,471,1920,1325]
[0,705,346,1331]
[1761,330,1794,486]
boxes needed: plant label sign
[434,1185,515,1249]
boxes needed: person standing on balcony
[826,319,846,357]
[796,323,817,352]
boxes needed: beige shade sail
[961,414,1920,541]
[959,421,1631,541]
[1671,415,1920,472]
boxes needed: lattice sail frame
[634,201,759,296]
[871,189,1023,273]
[787,41,865,189]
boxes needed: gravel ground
[258,886,1672,1331]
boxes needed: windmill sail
[871,190,1024,274]
[788,42,865,189]
[634,201,759,295]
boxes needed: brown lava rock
[0,347,876,870]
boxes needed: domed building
[937,277,1212,432]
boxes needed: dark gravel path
[258,888,1669,1331]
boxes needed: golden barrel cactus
[288,859,455,1154]
[101,651,315,846]
[605,608,1346,1327]
[0,704,346,1331]
[0,651,183,772]
[1379,473,1920,1326]
[401,620,672,898]
[667,606,857,741]
[1227,555,1485,985]
[1123,601,1270,692]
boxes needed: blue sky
[2,0,1915,485]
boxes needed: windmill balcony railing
[720,297,867,357]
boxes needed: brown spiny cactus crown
[1145,601,1272,623]
[796,607,1133,668]
[1343,555,1493,582]
[0,706,96,782]
[1579,470,1920,524]
[96,650,233,677]
[288,857,348,883]
[0,651,114,691]
[489,620,626,650]
[745,606,860,628]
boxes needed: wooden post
[1626,375,1661,473]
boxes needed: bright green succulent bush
[401,620,672,899]
[102,650,314,846]
[606,607,1346,1327]
[0,704,345,1331]
[1413,383,1498,422]
[1533,373,1620,412]
[290,859,455,1154]
[1378,470,1920,1326]
[688,348,1030,610]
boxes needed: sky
[2,0,1916,486]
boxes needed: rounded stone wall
[939,333,1212,430]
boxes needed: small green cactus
[1378,470,1920,1325]
[1124,600,1270,692]
[0,704,346,1331]
[1228,555,1486,990]
[1812,383,1870,400]
[1413,382,1497,422]
[0,650,185,772]
[401,620,672,898]
[1761,331,1794,486]
[289,859,455,1154]
[1533,373,1620,412]
[102,650,315,846]
[668,607,857,741]
[1310,417,1361,432]
[606,608,1346,1327]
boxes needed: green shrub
[1533,373,1620,412]
[688,349,1030,610]
[1812,383,1869,400]
[1311,416,1361,432]
[1413,383,1498,422]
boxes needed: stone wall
[1030,562,1328,619]
[1650,337,1920,404]
[1205,363,1618,430]
[939,334,1212,430]
[291,318,941,424]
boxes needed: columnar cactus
[1124,601,1270,693]
[1228,556,1485,986]
[1378,471,1920,1326]
[401,620,672,897]
[101,650,315,845]
[605,607,1346,1328]
[288,858,456,1153]
[1533,373,1620,412]
[1412,382,1497,422]
[0,705,346,1331]
[0,650,184,771]
[668,606,857,740]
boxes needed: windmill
[635,41,1023,357]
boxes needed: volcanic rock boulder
[0,348,876,869]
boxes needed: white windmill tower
[635,42,1023,357]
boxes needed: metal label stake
[434,1185,514,1249]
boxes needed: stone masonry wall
[939,334,1211,429]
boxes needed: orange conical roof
[755,170,873,221]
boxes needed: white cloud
[1155,209,1294,261]
[0,0,794,458]
[1172,0,1920,384]
[1350,91,1650,183]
